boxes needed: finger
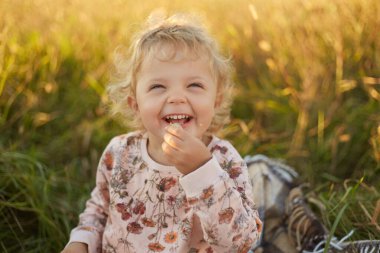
[162,141,179,156]
[163,133,181,150]
[165,123,186,140]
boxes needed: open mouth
[163,114,193,125]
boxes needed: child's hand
[162,123,212,174]
[61,242,88,253]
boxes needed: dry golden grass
[1,0,379,251]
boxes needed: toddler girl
[62,12,262,253]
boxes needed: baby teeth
[165,115,189,120]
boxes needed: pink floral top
[68,131,262,253]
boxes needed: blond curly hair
[107,12,234,134]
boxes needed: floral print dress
[67,131,262,253]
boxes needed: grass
[0,0,379,251]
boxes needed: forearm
[180,157,262,252]
[68,194,107,253]
[67,168,110,253]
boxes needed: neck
[146,136,173,166]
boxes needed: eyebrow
[145,76,209,83]
[144,78,167,84]
[187,76,207,80]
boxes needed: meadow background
[0,0,379,252]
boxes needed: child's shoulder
[106,130,144,150]
[209,135,242,159]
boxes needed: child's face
[129,49,219,144]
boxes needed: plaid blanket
[245,155,380,253]
[246,155,299,253]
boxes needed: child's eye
[188,83,204,88]
[149,84,165,90]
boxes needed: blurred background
[0,0,379,251]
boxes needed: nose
[167,91,186,104]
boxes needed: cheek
[196,102,216,126]
[139,105,159,120]
[136,100,161,123]
[199,98,217,114]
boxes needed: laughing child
[61,12,262,253]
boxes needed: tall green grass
[0,0,379,251]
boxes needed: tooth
[165,114,191,120]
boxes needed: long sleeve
[67,141,114,253]
[179,145,262,253]
[65,132,261,253]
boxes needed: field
[0,0,379,251]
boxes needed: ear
[127,96,139,112]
